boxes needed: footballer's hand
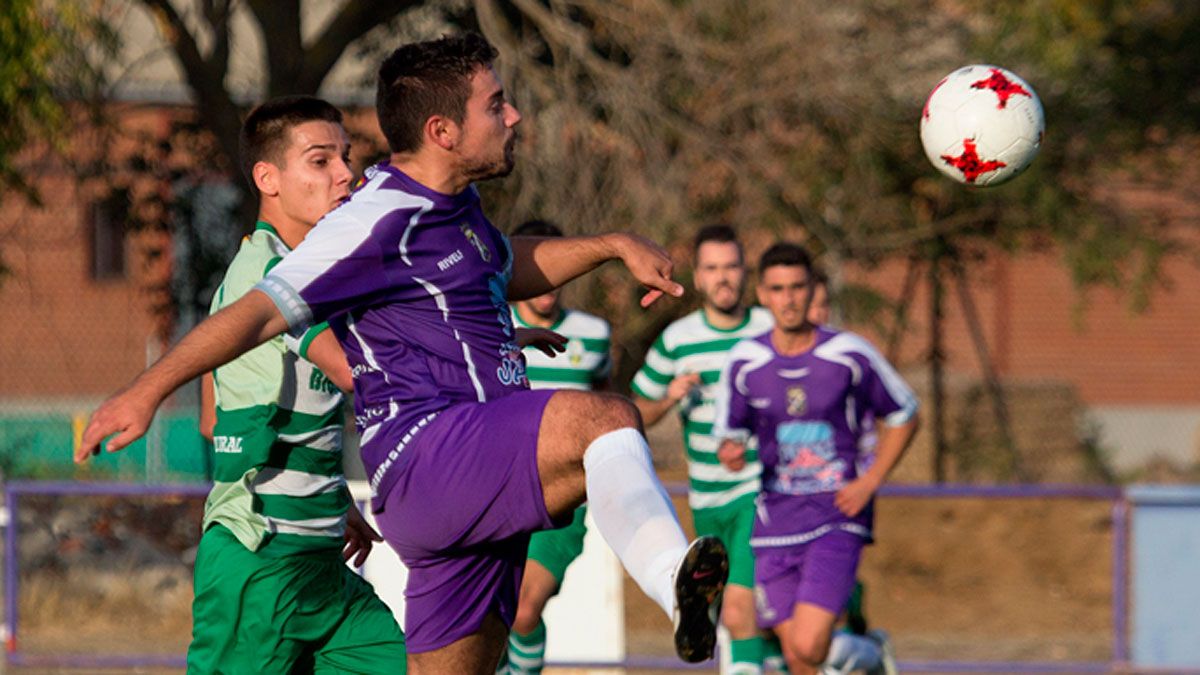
[666,373,702,404]
[717,439,747,471]
[76,386,159,463]
[343,502,383,567]
[610,233,684,308]
[834,476,880,518]
[516,327,568,357]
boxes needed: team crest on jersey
[786,386,807,416]
[567,339,584,365]
[461,223,491,262]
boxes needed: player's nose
[334,158,353,186]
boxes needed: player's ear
[755,281,768,307]
[425,114,459,151]
[253,161,279,197]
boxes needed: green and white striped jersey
[513,307,611,391]
[204,221,348,556]
[631,307,774,510]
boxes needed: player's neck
[515,303,561,328]
[702,304,746,330]
[771,325,817,356]
[390,151,469,195]
[256,205,310,250]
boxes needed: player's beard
[462,133,518,182]
[704,282,743,314]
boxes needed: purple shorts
[373,389,558,653]
[754,530,864,628]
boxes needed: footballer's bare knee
[545,390,642,443]
[588,392,642,436]
[537,391,645,517]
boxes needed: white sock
[583,427,688,616]
[825,632,883,672]
[717,625,732,673]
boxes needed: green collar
[254,221,290,251]
[700,306,752,333]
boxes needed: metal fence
[0,480,1155,673]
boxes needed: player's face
[807,282,830,325]
[524,288,561,319]
[274,120,353,228]
[456,66,522,182]
[693,241,745,313]
[757,265,813,332]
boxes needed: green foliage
[0,0,63,203]
[965,0,1199,313]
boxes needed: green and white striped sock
[506,619,548,674]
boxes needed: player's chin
[710,293,739,313]
[477,158,515,181]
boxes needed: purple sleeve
[714,357,753,441]
[254,209,396,332]
[855,349,918,427]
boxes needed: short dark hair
[692,223,742,261]
[377,32,499,154]
[758,242,814,278]
[239,95,343,191]
[811,266,828,289]
[511,219,564,238]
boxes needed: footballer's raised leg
[536,389,728,662]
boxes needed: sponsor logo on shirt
[351,363,380,378]
[461,224,491,262]
[437,249,464,271]
[214,436,243,454]
[771,420,845,495]
[355,405,388,428]
[497,340,528,387]
[309,369,339,395]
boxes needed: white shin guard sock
[583,427,689,616]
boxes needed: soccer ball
[919,64,1044,187]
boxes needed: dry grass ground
[9,417,1115,671]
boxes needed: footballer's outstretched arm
[77,290,289,461]
[508,233,684,308]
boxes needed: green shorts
[692,494,757,589]
[526,504,588,585]
[188,525,407,674]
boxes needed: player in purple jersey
[714,243,918,675]
[79,32,727,674]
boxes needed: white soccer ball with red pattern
[919,64,1044,187]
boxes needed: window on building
[89,190,128,281]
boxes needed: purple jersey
[713,327,917,548]
[255,164,529,504]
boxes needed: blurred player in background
[715,243,918,675]
[804,271,897,675]
[81,33,727,674]
[806,268,831,326]
[188,95,408,673]
[633,224,773,674]
[502,219,613,674]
